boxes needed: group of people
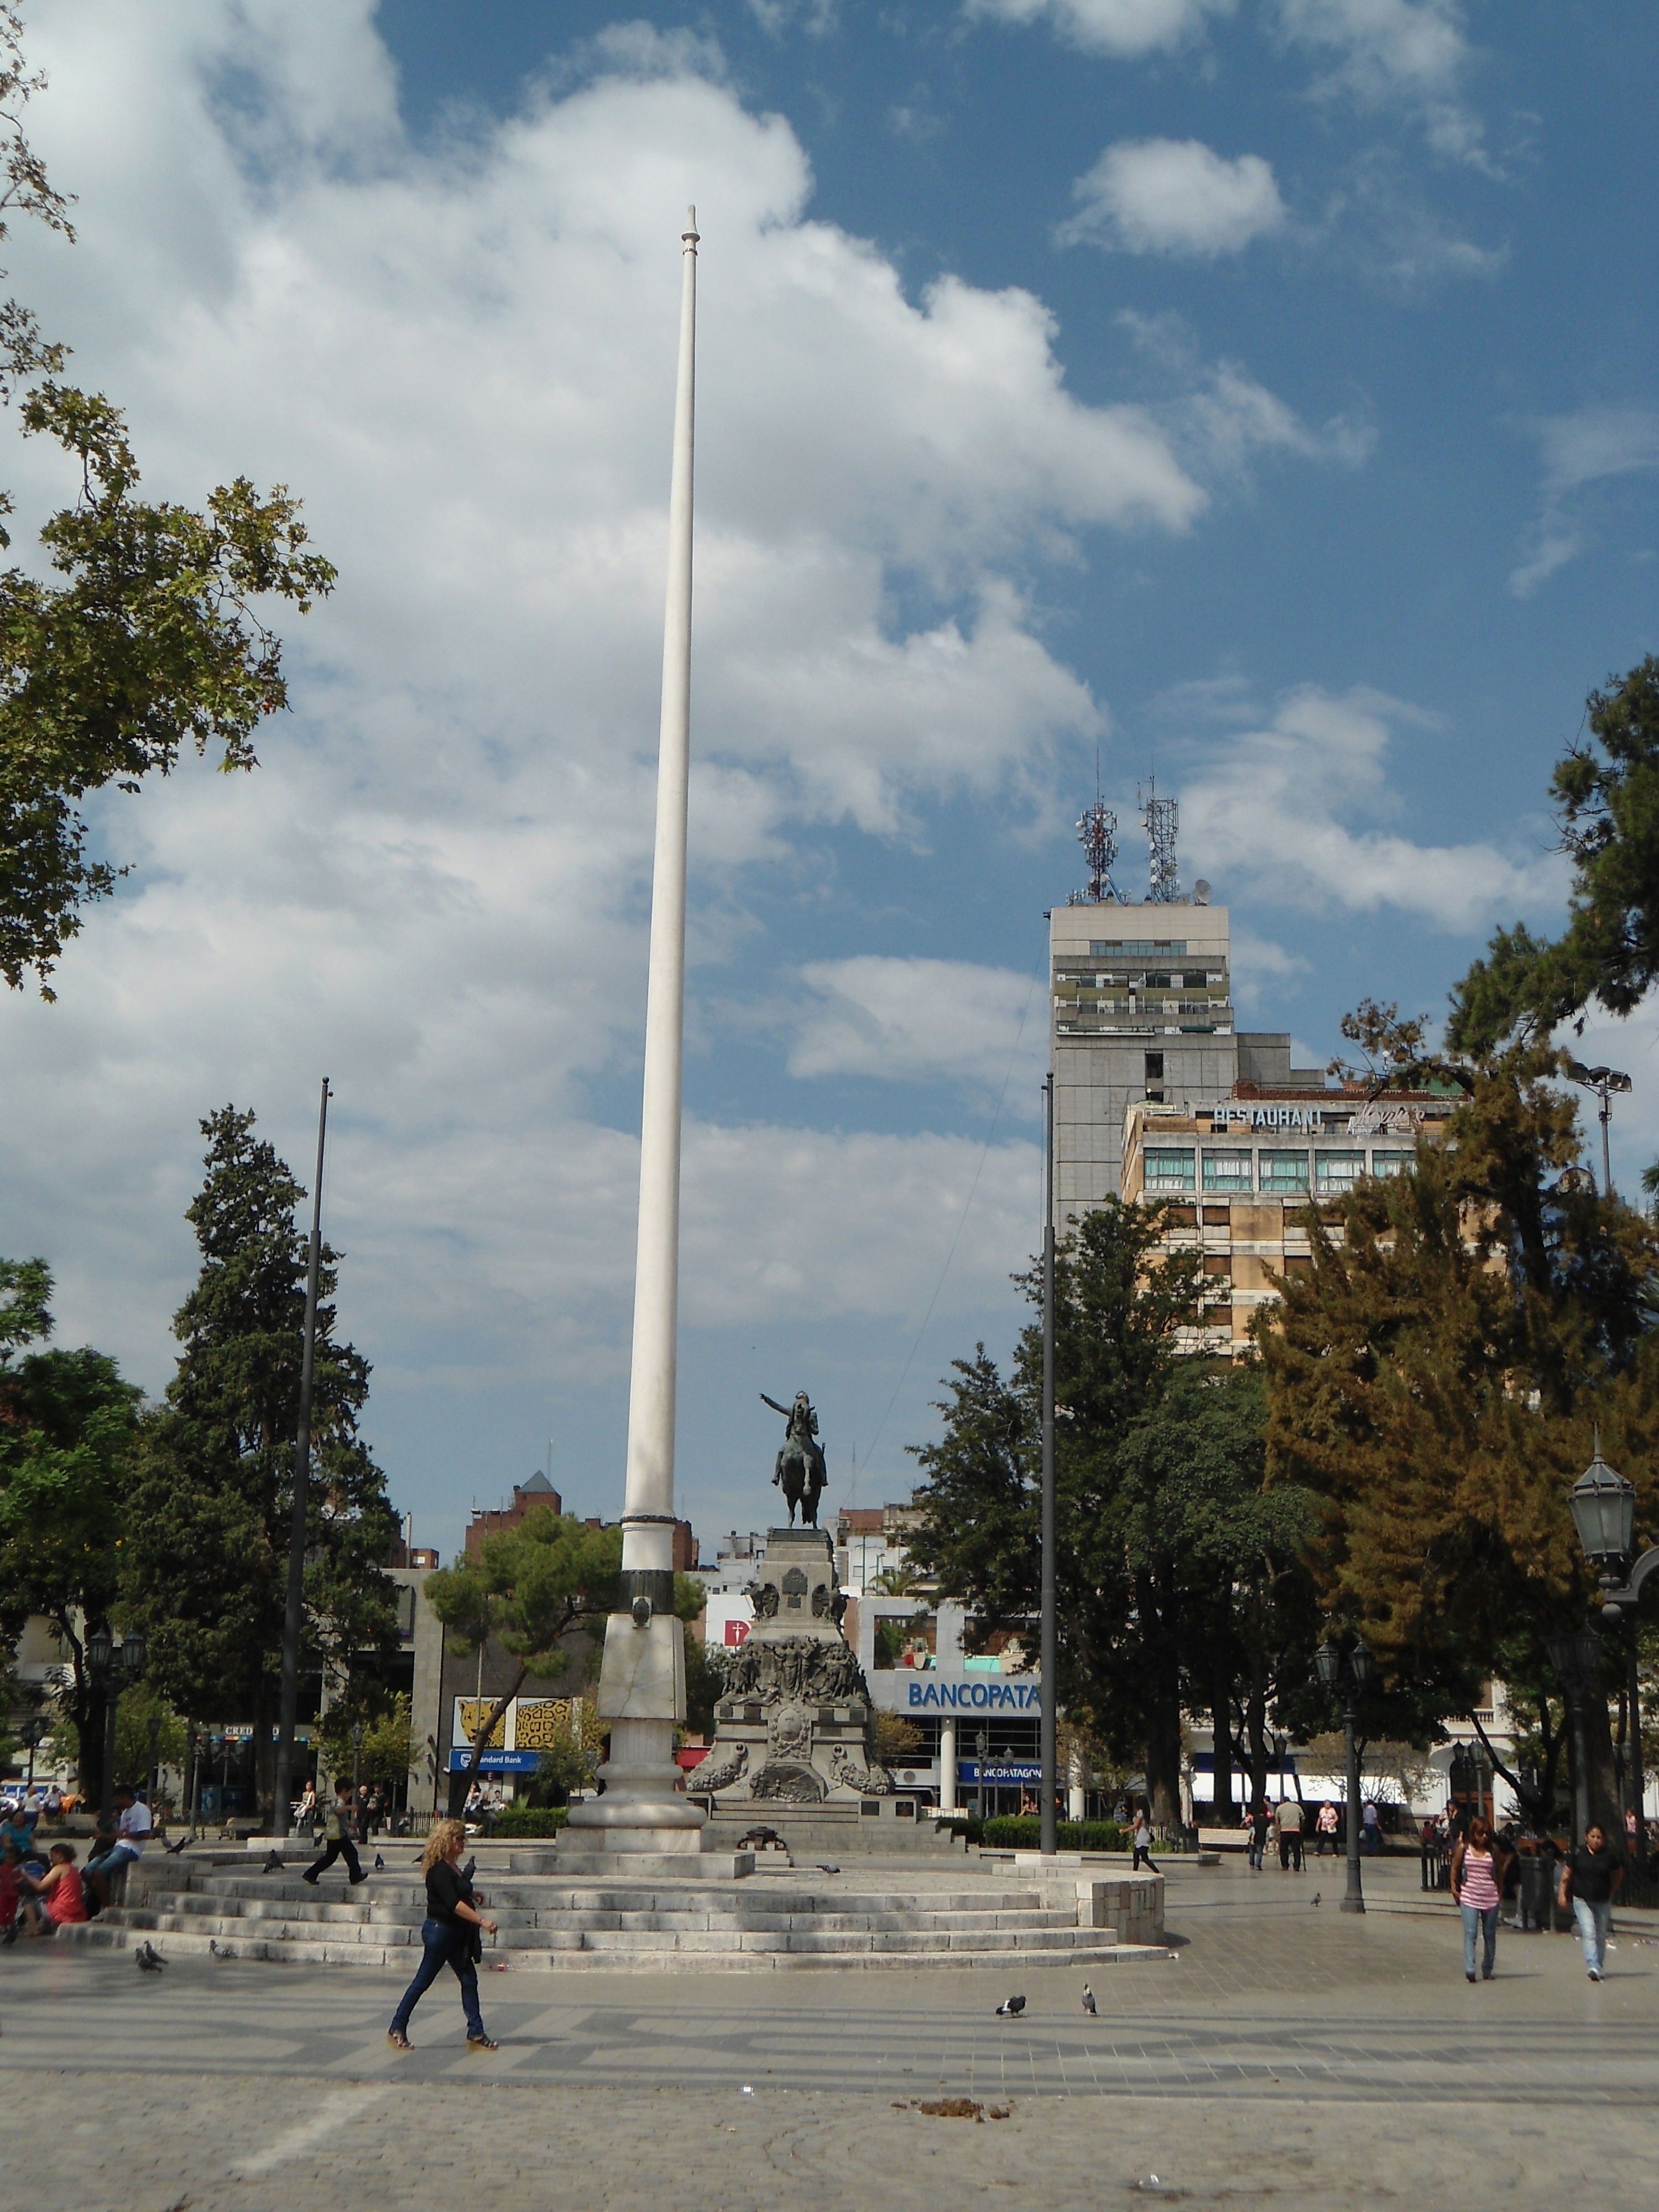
[0,1782,152,1942]
[291,1777,401,1841]
[1447,1816,1627,1982]
[1241,1796,1379,1871]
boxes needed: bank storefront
[856,1599,1048,1817]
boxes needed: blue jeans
[390,1918,485,2040]
[1573,1897,1611,1976]
[1460,1902,1498,1977]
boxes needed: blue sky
[0,0,1654,1564]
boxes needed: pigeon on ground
[1082,1985,1098,2016]
[816,1864,840,1876]
[164,1833,191,1856]
[208,1938,237,1960]
[994,1995,1027,2018]
[374,1852,385,1870]
[134,1941,166,1973]
[261,1850,284,1874]
[1311,1893,1321,1907]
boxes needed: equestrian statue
[760,1390,828,1528]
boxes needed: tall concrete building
[1050,896,1329,1223]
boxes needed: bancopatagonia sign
[905,1678,1041,1711]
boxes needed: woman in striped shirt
[1449,1814,1511,1982]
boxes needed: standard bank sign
[903,1677,1041,1712]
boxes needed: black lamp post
[147,1712,164,1813]
[18,1715,47,1793]
[84,1620,147,1821]
[1316,1635,1376,1914]
[1546,1624,1603,1849]
[351,1719,366,1798]
[1567,1438,1650,1864]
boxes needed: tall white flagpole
[567,208,706,1854]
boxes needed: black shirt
[425,1859,474,1928]
[1567,1845,1623,1904]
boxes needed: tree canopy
[0,11,333,994]
[125,1108,398,1805]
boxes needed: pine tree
[126,1108,397,1813]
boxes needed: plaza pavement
[7,1851,1654,2210]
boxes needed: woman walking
[387,1818,499,2052]
[1449,1813,1510,1982]
[1131,1804,1159,1874]
[1557,1820,1624,1981]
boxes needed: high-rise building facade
[1050,896,1329,1223]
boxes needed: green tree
[1449,658,1659,1058]
[0,1254,143,1811]
[1261,1028,1659,1834]
[124,1109,398,1814]
[0,14,334,994]
[910,1199,1292,1829]
[316,1692,413,1792]
[425,1516,625,1789]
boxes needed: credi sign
[902,1677,1041,1712]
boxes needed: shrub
[979,1816,1126,1853]
[491,1804,568,1838]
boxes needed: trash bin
[1517,1853,1554,1931]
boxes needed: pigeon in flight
[163,1833,191,1856]
[1081,1985,1098,2016]
[134,1941,166,1973]
[994,1994,1027,2018]
[461,1857,476,1882]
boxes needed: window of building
[1370,1150,1413,1177]
[1202,1253,1230,1276]
[1144,971,1172,989]
[1315,1151,1365,1194]
[1143,1147,1196,1192]
[1202,1206,1232,1226]
[1259,1150,1308,1193]
[1090,940,1186,958]
[1144,1052,1164,1079]
[1182,971,1208,989]
[1202,1150,1252,1193]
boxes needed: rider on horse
[761,1391,828,1528]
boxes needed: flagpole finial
[684,205,699,248]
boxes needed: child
[20,1840,88,1934]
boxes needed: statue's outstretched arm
[759,1392,790,1418]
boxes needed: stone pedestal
[686,1527,894,1808]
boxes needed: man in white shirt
[86,1786,152,1908]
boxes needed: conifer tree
[126,1108,397,1813]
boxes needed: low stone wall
[1071,1875,1164,1945]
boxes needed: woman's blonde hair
[422,1817,466,1873]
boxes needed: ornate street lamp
[1316,1635,1375,1914]
[85,1620,113,1674]
[1566,1439,1653,1867]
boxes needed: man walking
[304,1780,368,1886]
[1274,1794,1304,1871]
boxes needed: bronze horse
[761,1391,827,1527]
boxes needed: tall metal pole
[1627,1636,1647,1871]
[273,1078,330,1841]
[1600,1086,1614,1202]
[1040,1072,1057,1855]
[1341,1693,1366,1913]
[567,210,706,1854]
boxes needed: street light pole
[1567,1437,1651,1865]
[1317,1636,1375,1914]
[274,1077,331,1843]
[1039,1071,1057,1857]
[1566,1062,1631,1199]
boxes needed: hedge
[978,1816,1127,1853]
[489,1805,569,1838]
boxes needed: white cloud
[1,0,1332,1537]
[1510,405,1659,598]
[966,0,1232,58]
[1062,139,1287,258]
[1275,0,1488,165]
[787,956,1045,1102]
[1178,686,1564,929]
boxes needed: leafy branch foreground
[0,8,332,993]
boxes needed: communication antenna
[1140,776,1180,904]
[1070,799,1120,904]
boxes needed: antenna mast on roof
[1140,776,1180,904]
[1071,799,1120,904]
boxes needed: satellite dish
[1193,879,1212,906]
